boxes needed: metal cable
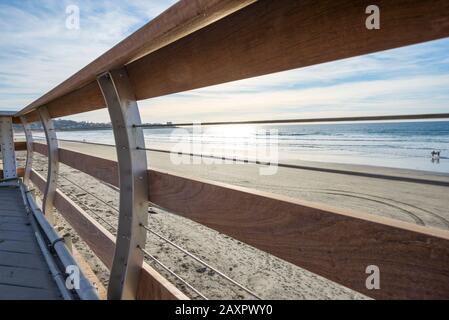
[137,146,271,165]
[133,113,449,129]
[57,138,114,147]
[35,136,114,147]
[58,168,260,299]
[58,171,259,299]
[54,173,258,298]
[36,138,271,165]
[141,224,262,300]
[56,170,251,299]
[34,140,448,186]
[57,173,119,214]
[138,245,208,300]
[74,200,117,233]
[34,170,118,232]
[45,170,211,300]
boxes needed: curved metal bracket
[20,116,34,185]
[38,106,59,226]
[97,68,149,300]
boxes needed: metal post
[20,116,34,185]
[97,68,149,300]
[0,117,17,181]
[38,106,59,225]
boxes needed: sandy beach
[16,140,449,300]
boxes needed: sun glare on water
[205,125,256,140]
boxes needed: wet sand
[19,141,449,299]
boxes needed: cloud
[135,73,449,122]
[1,1,449,123]
[0,0,176,110]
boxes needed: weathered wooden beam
[128,0,449,100]
[137,263,190,300]
[30,169,115,268]
[32,143,449,299]
[0,167,24,179]
[29,169,189,300]
[148,169,449,300]
[33,143,119,186]
[14,141,27,151]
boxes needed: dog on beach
[431,150,441,160]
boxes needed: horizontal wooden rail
[0,167,25,179]
[33,142,118,186]
[33,143,449,299]
[14,141,27,151]
[29,169,188,300]
[14,0,449,122]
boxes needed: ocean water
[51,120,449,174]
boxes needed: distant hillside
[17,119,112,131]
[14,119,174,131]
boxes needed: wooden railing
[29,142,449,300]
[8,0,449,300]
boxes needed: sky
[1,0,449,124]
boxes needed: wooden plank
[32,141,47,156]
[29,169,188,300]
[33,144,449,299]
[59,148,119,187]
[148,169,449,300]
[14,141,26,151]
[0,265,60,291]
[128,0,449,101]
[33,143,118,186]
[0,188,62,300]
[0,237,37,254]
[0,251,48,272]
[30,169,116,269]
[0,167,25,179]
[137,264,189,300]
[0,284,61,300]
[70,246,108,300]
[16,0,256,119]
[33,143,119,187]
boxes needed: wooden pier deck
[0,186,62,300]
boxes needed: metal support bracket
[38,106,59,225]
[97,68,149,300]
[20,116,34,185]
[0,117,17,181]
